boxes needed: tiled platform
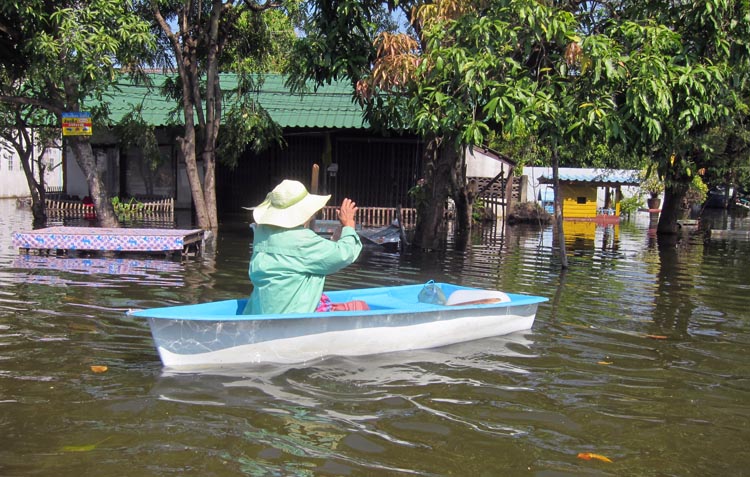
[12,226,205,256]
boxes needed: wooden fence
[45,197,175,226]
[45,199,96,215]
[116,197,175,214]
[46,197,174,213]
[320,206,417,227]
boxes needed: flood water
[1,197,749,476]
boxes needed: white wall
[465,147,514,180]
[65,146,123,199]
[65,147,88,199]
[0,134,63,198]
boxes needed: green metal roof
[101,73,368,129]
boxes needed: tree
[226,8,298,74]
[295,1,625,264]
[141,0,298,231]
[0,101,57,227]
[289,0,462,250]
[0,1,155,228]
[295,0,750,253]
[608,0,750,233]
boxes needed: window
[4,152,12,171]
[43,151,56,169]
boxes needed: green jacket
[243,224,363,315]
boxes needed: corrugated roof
[100,73,368,129]
[538,169,640,186]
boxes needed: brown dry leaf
[68,322,97,333]
[90,365,108,373]
[577,452,613,463]
[645,334,668,340]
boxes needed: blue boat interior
[129,282,548,321]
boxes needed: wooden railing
[45,199,96,214]
[116,197,175,213]
[46,197,175,215]
[320,206,417,227]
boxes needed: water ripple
[2,201,750,475]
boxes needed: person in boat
[243,179,364,315]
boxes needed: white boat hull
[131,283,546,368]
[147,304,537,368]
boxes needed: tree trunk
[552,150,568,269]
[201,0,222,230]
[657,181,689,235]
[181,136,210,229]
[203,152,218,229]
[26,169,46,228]
[413,139,451,250]
[68,136,119,228]
[453,187,471,251]
[15,142,47,227]
[178,94,211,229]
[5,126,48,226]
[173,34,218,231]
[452,148,472,251]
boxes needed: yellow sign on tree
[62,112,92,136]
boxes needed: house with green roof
[74,73,426,215]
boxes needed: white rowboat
[129,282,547,368]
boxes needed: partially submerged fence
[45,197,175,227]
[113,197,175,214]
[45,197,175,214]
[320,206,417,227]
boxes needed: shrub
[619,194,643,217]
[507,201,552,224]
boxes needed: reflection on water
[11,255,185,286]
[1,198,750,476]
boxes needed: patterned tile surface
[12,227,204,252]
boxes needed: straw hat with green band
[247,180,330,228]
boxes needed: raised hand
[337,198,358,228]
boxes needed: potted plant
[682,175,708,218]
[640,169,664,210]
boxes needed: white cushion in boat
[446,289,511,306]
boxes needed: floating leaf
[597,361,613,365]
[90,365,108,373]
[61,436,111,452]
[578,452,612,464]
[645,335,668,340]
[61,443,99,452]
[577,452,613,463]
